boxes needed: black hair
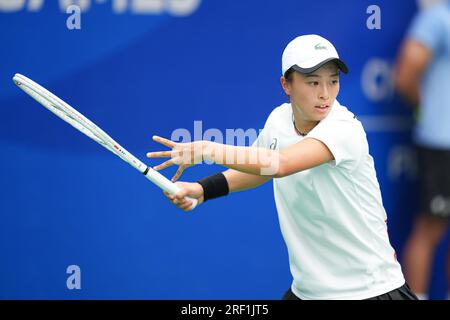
[283,67,296,83]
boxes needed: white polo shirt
[253,100,405,300]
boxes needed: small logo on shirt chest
[269,138,278,150]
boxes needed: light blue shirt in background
[408,1,450,149]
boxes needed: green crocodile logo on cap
[314,43,327,50]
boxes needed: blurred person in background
[394,0,450,300]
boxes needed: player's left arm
[203,137,334,177]
[148,136,334,179]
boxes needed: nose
[319,83,329,101]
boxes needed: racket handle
[143,168,198,210]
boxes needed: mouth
[315,104,329,111]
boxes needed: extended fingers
[153,135,176,148]
[153,159,175,171]
[147,150,172,158]
[171,166,186,182]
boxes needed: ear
[280,76,291,96]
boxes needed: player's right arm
[163,169,271,211]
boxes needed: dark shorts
[282,283,419,300]
[417,145,450,220]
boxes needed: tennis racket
[13,73,198,210]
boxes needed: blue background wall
[0,0,448,299]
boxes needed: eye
[308,81,319,86]
[331,79,339,85]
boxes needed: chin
[312,113,329,121]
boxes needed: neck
[291,103,319,134]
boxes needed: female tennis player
[147,34,418,300]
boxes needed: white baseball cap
[281,34,348,75]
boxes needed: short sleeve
[407,6,444,52]
[307,120,363,171]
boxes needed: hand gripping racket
[13,74,197,210]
